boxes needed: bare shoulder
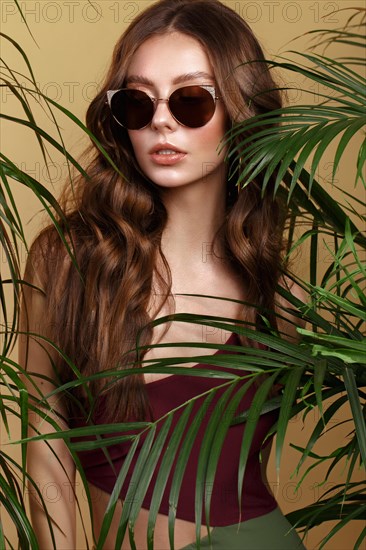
[275,275,308,343]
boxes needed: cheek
[127,131,142,155]
[127,132,150,170]
[208,108,229,141]
[202,120,228,159]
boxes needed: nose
[150,98,179,131]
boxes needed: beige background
[1,1,365,549]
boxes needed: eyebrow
[125,71,215,86]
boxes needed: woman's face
[125,32,229,192]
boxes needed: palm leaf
[2,5,365,549]
[146,403,194,549]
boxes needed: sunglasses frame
[106,84,220,130]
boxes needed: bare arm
[19,247,76,550]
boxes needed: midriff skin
[89,482,207,549]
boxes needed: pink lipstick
[149,143,187,165]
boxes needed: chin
[144,171,196,189]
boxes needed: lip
[149,143,187,165]
[149,143,186,154]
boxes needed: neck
[160,173,228,264]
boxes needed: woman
[20,0,307,548]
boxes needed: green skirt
[180,507,306,549]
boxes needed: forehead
[126,32,215,85]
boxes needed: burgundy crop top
[70,332,279,526]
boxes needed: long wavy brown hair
[25,0,285,422]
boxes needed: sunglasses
[106,84,220,130]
